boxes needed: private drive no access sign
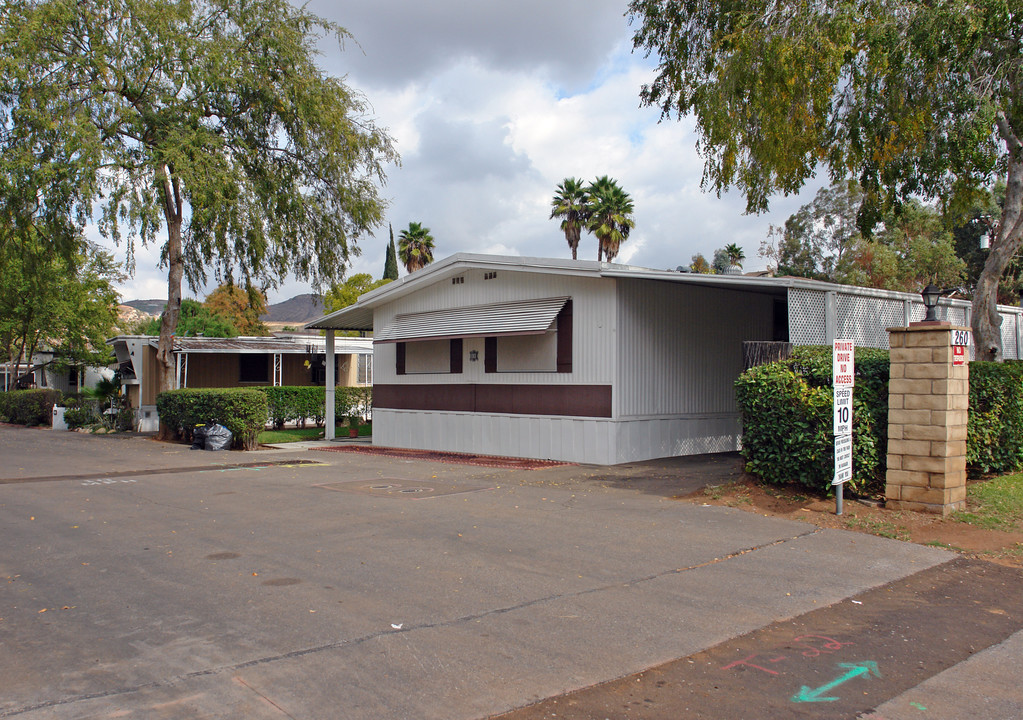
[833,339,855,387]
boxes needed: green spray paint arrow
[791,661,880,703]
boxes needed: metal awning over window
[375,296,569,343]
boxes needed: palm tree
[586,176,635,262]
[550,177,588,260]
[398,221,435,273]
[724,243,746,267]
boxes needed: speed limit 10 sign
[834,386,853,436]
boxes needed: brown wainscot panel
[373,384,611,418]
[373,384,475,413]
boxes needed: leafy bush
[156,388,268,450]
[735,346,890,496]
[967,361,1023,476]
[738,346,1023,495]
[64,403,101,430]
[0,389,63,426]
[259,386,323,429]
[256,386,372,429]
[336,386,372,424]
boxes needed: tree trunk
[156,165,184,440]
[973,119,1023,362]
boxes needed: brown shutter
[484,337,497,373]
[556,299,573,373]
[450,338,463,374]
[396,342,406,375]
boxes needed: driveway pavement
[0,426,1018,719]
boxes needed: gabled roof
[305,252,981,332]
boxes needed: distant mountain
[261,293,324,324]
[122,299,166,316]
[122,294,325,326]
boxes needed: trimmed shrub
[967,361,1023,476]
[738,346,1023,494]
[735,346,890,496]
[64,403,101,430]
[156,388,268,450]
[0,389,63,426]
[256,386,372,429]
[335,386,372,423]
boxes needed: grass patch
[703,482,742,501]
[258,427,325,444]
[953,473,1023,531]
[258,423,372,444]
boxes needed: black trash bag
[204,423,233,451]
[190,424,208,450]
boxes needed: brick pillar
[885,324,969,515]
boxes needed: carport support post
[885,324,969,515]
[325,330,336,441]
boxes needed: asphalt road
[0,426,1019,719]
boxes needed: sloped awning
[374,297,570,343]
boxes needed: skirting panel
[372,410,742,465]
[613,415,741,464]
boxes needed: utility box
[52,406,68,431]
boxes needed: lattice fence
[788,287,1022,359]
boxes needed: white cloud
[107,0,826,304]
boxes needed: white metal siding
[615,279,775,417]
[373,409,741,464]
[374,271,616,386]
[373,408,618,465]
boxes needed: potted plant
[347,414,360,438]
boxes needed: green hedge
[967,361,1023,475]
[735,346,890,496]
[0,389,63,426]
[156,388,268,450]
[737,348,1023,495]
[256,386,372,429]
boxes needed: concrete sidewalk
[0,426,1005,719]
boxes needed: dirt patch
[683,476,1023,568]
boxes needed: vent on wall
[484,271,497,280]
[451,276,464,285]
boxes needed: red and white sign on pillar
[951,329,971,367]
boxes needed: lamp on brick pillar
[921,283,942,322]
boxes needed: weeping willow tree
[0,0,398,395]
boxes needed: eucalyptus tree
[398,222,436,273]
[550,177,589,260]
[0,0,397,392]
[586,176,635,262]
[630,0,1023,359]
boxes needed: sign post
[832,340,855,515]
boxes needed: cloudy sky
[110,0,826,304]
